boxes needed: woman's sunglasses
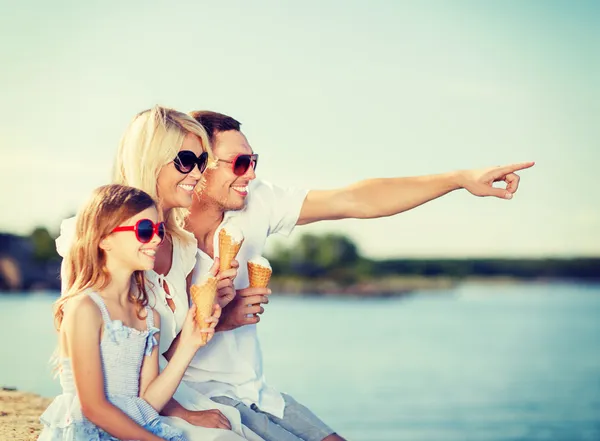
[173,150,209,174]
[112,219,166,244]
[218,154,259,176]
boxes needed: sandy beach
[0,388,51,441]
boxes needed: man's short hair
[189,111,241,144]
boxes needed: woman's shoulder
[172,229,197,250]
[55,216,77,257]
[172,232,199,276]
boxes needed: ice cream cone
[190,275,218,343]
[248,262,272,288]
[247,256,272,288]
[219,227,243,272]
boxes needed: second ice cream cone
[190,276,218,344]
[248,262,272,288]
[247,256,272,288]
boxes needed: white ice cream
[248,255,271,270]
[221,221,244,244]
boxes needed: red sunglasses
[217,154,258,176]
[112,219,165,244]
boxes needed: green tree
[30,227,59,262]
[272,233,362,279]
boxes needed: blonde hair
[54,185,156,330]
[112,105,213,243]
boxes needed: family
[39,106,534,440]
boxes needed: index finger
[242,294,269,305]
[211,303,222,320]
[238,287,271,297]
[208,257,220,277]
[499,161,535,174]
[218,268,237,281]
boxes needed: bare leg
[323,434,347,441]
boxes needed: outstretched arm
[297,162,534,225]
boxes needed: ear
[99,237,112,252]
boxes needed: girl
[40,184,218,440]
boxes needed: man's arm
[297,162,534,225]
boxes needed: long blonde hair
[112,106,213,244]
[54,185,157,330]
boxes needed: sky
[0,0,598,258]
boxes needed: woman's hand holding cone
[215,259,238,308]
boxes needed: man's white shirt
[183,179,308,419]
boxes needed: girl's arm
[64,296,163,441]
[162,300,222,360]
[139,307,217,412]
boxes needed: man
[182,110,534,441]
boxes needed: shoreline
[269,275,456,296]
[0,387,51,441]
[1,276,599,298]
[267,275,599,297]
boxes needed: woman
[56,106,262,441]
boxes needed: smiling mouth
[231,185,249,195]
[141,249,156,258]
[178,183,195,192]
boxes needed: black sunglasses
[173,151,209,174]
[217,154,259,176]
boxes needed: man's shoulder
[246,179,278,207]
[247,178,307,204]
[248,178,275,195]
[222,180,279,231]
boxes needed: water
[1,283,599,441]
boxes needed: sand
[0,388,51,440]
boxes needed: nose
[244,162,257,181]
[189,162,203,180]
[149,230,163,246]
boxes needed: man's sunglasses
[217,154,259,176]
[173,151,209,174]
[112,219,166,244]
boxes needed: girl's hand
[180,304,221,350]
[203,303,221,344]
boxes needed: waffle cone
[219,229,243,272]
[248,262,272,288]
[190,276,218,344]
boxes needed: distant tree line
[268,233,600,283]
[1,228,598,292]
[0,228,61,291]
